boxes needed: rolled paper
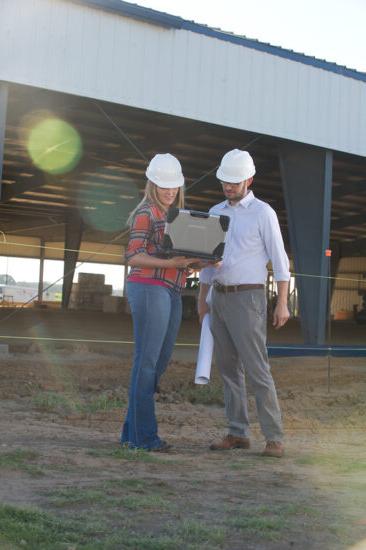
[194,313,214,384]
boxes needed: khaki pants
[211,288,283,442]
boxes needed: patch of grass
[101,532,180,550]
[0,504,226,550]
[227,515,284,540]
[228,460,254,470]
[76,393,125,414]
[296,454,366,474]
[47,487,106,507]
[32,390,125,416]
[226,506,286,541]
[0,449,44,477]
[104,478,147,492]
[0,504,96,549]
[46,476,176,515]
[177,519,226,546]
[87,446,167,463]
[279,503,322,518]
[119,494,168,511]
[32,391,76,413]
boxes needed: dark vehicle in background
[181,277,199,320]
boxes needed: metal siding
[181,32,201,119]
[1,0,366,156]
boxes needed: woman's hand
[167,256,201,269]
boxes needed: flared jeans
[121,282,182,449]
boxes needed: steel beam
[279,143,333,344]
[0,83,9,201]
[62,211,84,308]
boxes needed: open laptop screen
[162,208,230,261]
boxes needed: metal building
[0,0,366,344]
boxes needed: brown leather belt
[213,282,264,293]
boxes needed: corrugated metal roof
[68,0,366,82]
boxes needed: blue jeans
[121,282,182,450]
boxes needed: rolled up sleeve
[125,212,152,261]
[261,207,290,282]
[199,265,215,285]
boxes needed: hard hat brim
[146,170,184,188]
[216,165,256,183]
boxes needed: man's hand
[272,302,290,329]
[197,282,211,323]
[197,301,210,324]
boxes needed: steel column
[279,143,333,344]
[38,239,45,304]
[62,211,84,308]
[0,82,9,201]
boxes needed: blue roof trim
[70,0,366,83]
[70,0,183,28]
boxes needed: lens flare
[78,177,140,232]
[27,117,82,175]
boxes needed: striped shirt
[126,201,187,293]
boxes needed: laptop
[162,208,230,261]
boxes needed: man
[198,149,290,458]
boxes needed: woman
[121,153,198,452]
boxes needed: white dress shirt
[200,191,290,286]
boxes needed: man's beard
[225,190,246,203]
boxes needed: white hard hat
[146,153,184,188]
[216,149,256,183]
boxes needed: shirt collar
[221,190,255,209]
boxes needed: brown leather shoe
[210,434,250,451]
[262,441,284,458]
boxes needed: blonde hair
[127,181,185,226]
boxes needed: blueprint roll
[194,313,214,385]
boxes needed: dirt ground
[0,339,365,549]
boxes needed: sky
[132,0,366,73]
[2,0,365,291]
[0,257,125,291]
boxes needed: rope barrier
[0,334,365,355]
[1,238,366,285]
